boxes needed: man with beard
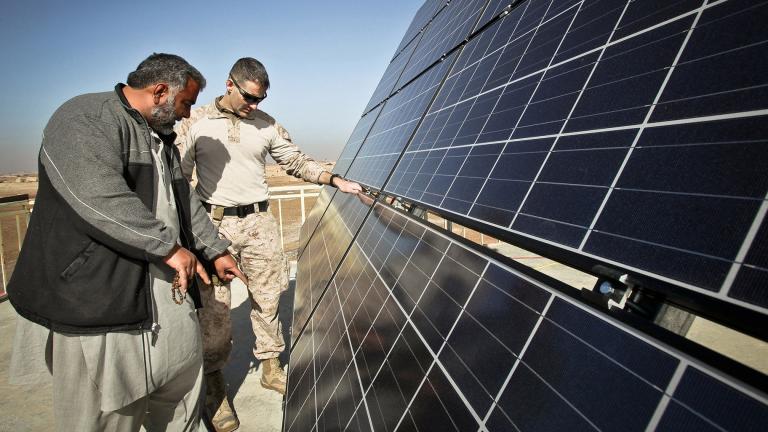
[176,57,362,431]
[7,53,246,431]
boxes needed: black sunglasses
[230,76,267,104]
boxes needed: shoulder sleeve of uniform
[174,105,207,149]
[275,122,293,142]
[174,117,193,150]
[175,105,209,180]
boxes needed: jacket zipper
[143,122,160,336]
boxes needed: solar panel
[297,104,386,257]
[334,105,385,179]
[393,0,488,90]
[475,0,521,31]
[290,0,768,430]
[362,37,424,115]
[287,203,768,431]
[297,187,334,257]
[292,190,376,344]
[376,0,768,321]
[391,0,448,61]
[346,53,458,190]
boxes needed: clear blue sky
[0,0,422,173]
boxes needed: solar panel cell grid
[404,367,479,431]
[484,362,597,431]
[731,217,768,306]
[363,37,423,114]
[346,53,458,189]
[292,231,329,342]
[287,203,768,431]
[290,0,768,430]
[334,105,385,179]
[663,366,768,431]
[284,329,316,431]
[297,187,333,257]
[474,0,515,32]
[392,0,448,58]
[649,1,768,121]
[380,0,768,312]
[562,18,692,133]
[394,0,489,89]
[292,191,376,343]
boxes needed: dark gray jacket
[8,85,230,334]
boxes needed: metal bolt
[599,281,615,295]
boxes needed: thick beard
[148,94,177,135]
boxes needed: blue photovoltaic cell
[291,1,768,431]
[731,219,768,307]
[297,187,334,258]
[394,0,488,89]
[288,203,768,431]
[362,35,423,114]
[473,0,515,32]
[293,223,338,346]
[345,53,457,189]
[382,0,768,312]
[657,367,768,432]
[296,103,386,257]
[335,105,385,178]
[284,326,316,430]
[392,0,448,59]
[292,191,375,344]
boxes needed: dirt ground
[0,183,37,200]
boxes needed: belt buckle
[212,206,225,221]
[237,205,248,218]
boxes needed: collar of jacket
[114,83,148,125]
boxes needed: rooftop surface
[0,277,290,432]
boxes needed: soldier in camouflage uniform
[176,57,362,432]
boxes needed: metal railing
[0,195,32,300]
[0,185,322,298]
[268,184,322,251]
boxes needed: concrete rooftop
[0,278,291,432]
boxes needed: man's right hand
[212,252,248,287]
[335,178,363,194]
[163,244,211,293]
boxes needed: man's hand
[356,192,375,206]
[335,178,363,194]
[213,252,248,286]
[163,244,210,293]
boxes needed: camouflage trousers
[198,210,289,373]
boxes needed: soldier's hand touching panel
[335,178,363,194]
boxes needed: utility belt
[202,201,269,220]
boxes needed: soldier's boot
[205,371,240,432]
[260,358,286,395]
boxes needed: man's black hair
[127,53,206,90]
[230,57,270,90]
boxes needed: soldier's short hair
[127,53,207,91]
[230,57,270,90]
